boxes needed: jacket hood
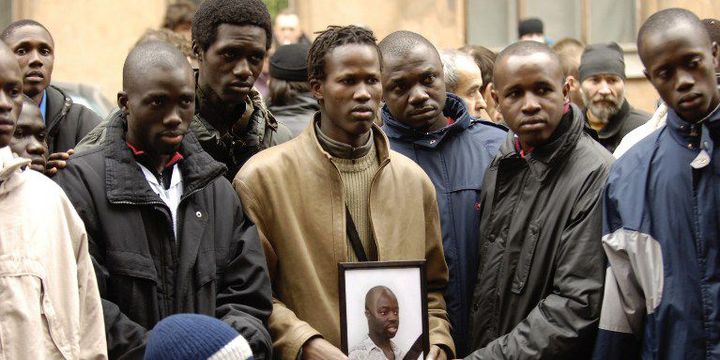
[496,103,587,181]
[0,146,31,195]
[102,111,226,204]
[382,93,494,148]
[268,92,319,115]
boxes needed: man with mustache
[465,41,612,359]
[234,25,453,360]
[10,95,48,173]
[54,41,273,359]
[594,8,720,359]
[378,31,505,357]
[350,287,403,360]
[1,20,101,171]
[579,42,650,153]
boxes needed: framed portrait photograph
[339,260,429,360]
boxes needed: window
[467,0,637,48]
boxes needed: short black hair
[123,40,191,92]
[307,25,380,82]
[0,19,53,43]
[638,8,708,59]
[364,286,396,310]
[378,30,437,60]
[494,40,561,84]
[192,0,272,51]
[702,18,720,45]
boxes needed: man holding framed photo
[234,25,454,360]
[465,41,612,359]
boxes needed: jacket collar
[103,111,226,204]
[302,112,391,165]
[587,98,631,140]
[381,93,473,148]
[0,146,30,195]
[496,103,586,181]
[44,85,73,135]
[664,99,720,169]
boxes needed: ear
[490,83,499,108]
[364,309,370,320]
[310,78,323,102]
[643,69,650,82]
[117,91,129,112]
[562,77,571,100]
[712,41,719,70]
[192,41,203,65]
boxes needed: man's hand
[302,337,348,360]
[426,345,448,360]
[46,149,74,176]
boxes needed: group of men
[0,0,718,359]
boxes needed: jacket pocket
[511,220,541,294]
[0,255,72,359]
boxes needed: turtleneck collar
[314,119,374,160]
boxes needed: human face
[0,50,23,148]
[382,44,447,131]
[492,52,568,149]
[10,101,47,172]
[120,65,195,156]
[641,25,720,123]
[195,24,267,104]
[274,14,302,45]
[455,59,487,119]
[311,44,382,147]
[365,292,399,340]
[581,74,625,120]
[3,25,54,100]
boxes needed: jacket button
[196,211,202,218]
[488,234,496,242]
[473,303,479,311]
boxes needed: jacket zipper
[366,158,391,261]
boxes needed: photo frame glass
[339,261,429,360]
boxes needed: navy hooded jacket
[594,104,720,359]
[381,93,506,356]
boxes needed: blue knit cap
[145,314,253,360]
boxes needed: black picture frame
[339,260,429,360]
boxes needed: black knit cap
[270,43,310,82]
[579,42,626,82]
[518,18,543,37]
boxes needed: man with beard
[579,42,650,152]
[77,0,292,179]
[594,9,720,359]
[465,41,611,359]
[54,41,272,359]
[350,287,403,360]
[378,31,505,357]
[234,25,453,360]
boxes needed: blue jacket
[595,105,720,359]
[381,93,506,356]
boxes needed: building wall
[11,0,168,102]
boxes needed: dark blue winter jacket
[381,93,506,356]
[594,104,720,359]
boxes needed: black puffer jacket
[45,84,101,153]
[466,105,612,359]
[54,112,273,360]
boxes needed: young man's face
[492,52,568,148]
[365,291,399,340]
[581,74,625,120]
[311,43,382,145]
[0,49,23,148]
[641,26,720,123]
[454,58,487,119]
[10,101,47,172]
[382,44,447,131]
[3,25,54,99]
[195,24,267,104]
[120,65,195,156]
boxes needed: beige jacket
[234,123,454,359]
[0,147,107,359]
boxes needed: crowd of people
[0,0,718,359]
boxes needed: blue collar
[38,89,48,123]
[381,93,473,148]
